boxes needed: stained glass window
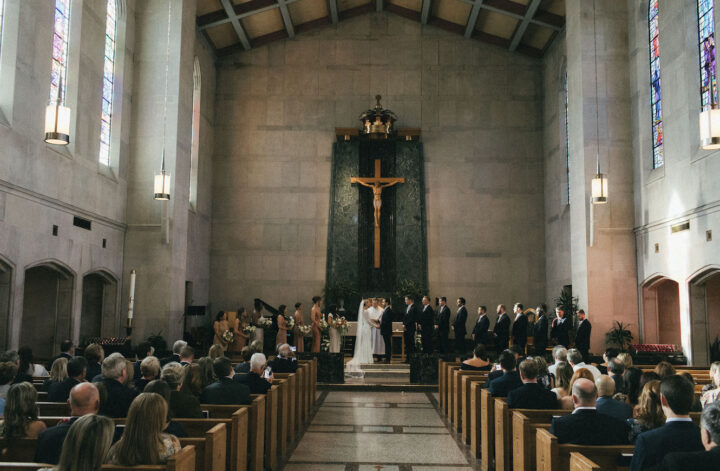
[649,0,664,168]
[564,72,570,203]
[99,0,117,166]
[50,0,71,104]
[698,0,717,108]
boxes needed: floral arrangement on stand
[414,331,422,350]
[321,335,331,352]
[332,316,348,335]
[242,325,256,336]
[222,330,234,344]
[300,325,313,337]
[319,316,331,352]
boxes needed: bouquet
[222,330,234,343]
[319,319,329,332]
[333,316,349,335]
[300,325,313,337]
[414,331,422,349]
[321,335,331,352]
[258,317,273,329]
[285,316,295,331]
[243,325,256,336]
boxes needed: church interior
[2,0,720,469]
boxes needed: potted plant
[323,281,358,309]
[393,279,426,305]
[605,321,634,352]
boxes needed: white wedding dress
[345,301,374,377]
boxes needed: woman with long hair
[180,363,204,398]
[213,311,230,353]
[559,368,595,409]
[627,380,665,443]
[701,361,720,407]
[105,393,181,465]
[208,344,224,360]
[551,362,574,399]
[18,346,49,378]
[2,382,46,438]
[197,356,216,389]
[229,308,250,353]
[54,414,114,471]
[42,357,68,392]
[276,305,288,348]
[293,303,305,353]
[311,296,323,353]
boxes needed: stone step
[360,363,410,371]
[362,370,411,380]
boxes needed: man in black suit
[550,307,570,347]
[574,309,591,360]
[179,346,194,366]
[84,343,104,382]
[420,296,435,353]
[35,382,107,464]
[657,402,720,470]
[533,305,549,356]
[549,378,629,445]
[511,303,528,354]
[493,304,510,355]
[488,350,523,397]
[608,357,625,393]
[403,295,419,361]
[595,375,633,421]
[49,340,74,369]
[379,298,394,363]
[269,344,298,372]
[630,375,704,470]
[436,297,451,354]
[201,357,251,405]
[472,306,490,347]
[453,298,468,354]
[236,353,273,394]
[48,357,86,402]
[507,359,559,409]
[161,340,187,366]
[97,353,138,418]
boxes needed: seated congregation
[0,338,309,471]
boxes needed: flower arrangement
[222,330,234,343]
[319,319,329,332]
[333,316,349,335]
[243,325,256,336]
[321,335,331,352]
[300,325,313,337]
[414,331,422,349]
[258,317,273,329]
[285,316,295,331]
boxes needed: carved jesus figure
[352,179,402,228]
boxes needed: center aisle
[283,390,477,470]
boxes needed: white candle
[128,269,136,320]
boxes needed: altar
[344,321,407,361]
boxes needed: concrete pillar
[566,0,638,351]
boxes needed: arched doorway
[80,271,118,343]
[20,262,74,359]
[0,257,12,351]
[641,276,681,346]
[689,267,720,365]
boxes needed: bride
[345,299,380,376]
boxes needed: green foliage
[393,279,426,305]
[553,290,579,326]
[147,331,167,357]
[710,336,720,363]
[605,321,634,352]
[323,281,359,306]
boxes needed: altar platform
[318,360,438,392]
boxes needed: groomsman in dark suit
[472,306,490,347]
[403,295,419,361]
[533,304,549,356]
[436,297,451,354]
[420,296,435,353]
[452,298,468,354]
[493,304,510,355]
[574,309,592,361]
[551,307,570,347]
[379,298,394,364]
[511,303,528,354]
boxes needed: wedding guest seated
[0,361,17,413]
[548,345,567,376]
[608,357,625,392]
[679,372,703,412]
[560,368,596,409]
[657,401,720,469]
[1,350,32,384]
[627,379,665,443]
[105,393,181,466]
[208,344,224,360]
[48,357,86,402]
[617,352,633,368]
[2,382,46,439]
[160,340,186,366]
[135,355,161,392]
[534,356,553,389]
[179,363,204,398]
[233,347,253,374]
[198,356,216,388]
[49,340,74,369]
[461,344,491,371]
[702,362,720,401]
[269,344,298,373]
[179,346,194,366]
[551,361,574,399]
[507,359,559,409]
[42,357,68,392]
[597,347,620,375]
[200,357,251,405]
[487,348,520,383]
[549,378,629,445]
[567,348,601,380]
[624,366,644,406]
[18,346,49,378]
[596,375,633,421]
[144,379,187,437]
[46,414,115,471]
[133,341,154,381]
[630,375,704,470]
[655,361,676,379]
[97,353,138,418]
[236,353,273,394]
[249,340,263,353]
[84,343,105,381]
[162,362,202,418]
[36,382,104,464]
[488,350,523,397]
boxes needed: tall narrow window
[698,0,717,108]
[0,0,5,55]
[649,0,664,168]
[50,0,71,104]
[99,0,117,166]
[564,72,570,203]
[189,57,201,207]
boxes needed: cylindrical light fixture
[44,76,71,145]
[700,105,720,149]
[154,149,171,200]
[591,159,608,204]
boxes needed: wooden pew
[469,380,484,459]
[446,365,461,421]
[274,373,296,441]
[271,378,289,459]
[569,452,603,471]
[439,359,460,413]
[453,370,488,435]
[201,397,265,471]
[535,429,633,471]
[294,366,305,430]
[480,388,498,471]
[262,386,279,470]
[512,410,570,471]
[461,373,488,444]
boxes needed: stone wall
[211,12,547,328]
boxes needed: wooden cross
[350,159,405,269]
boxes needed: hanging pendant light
[154,0,173,200]
[154,148,171,200]
[700,66,720,149]
[590,0,608,205]
[44,75,71,145]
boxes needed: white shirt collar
[573,406,596,413]
[666,417,693,423]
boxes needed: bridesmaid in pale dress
[252,300,265,347]
[311,296,323,353]
[229,307,250,352]
[327,306,341,353]
[293,303,305,353]
[213,311,230,352]
[276,305,288,348]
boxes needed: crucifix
[350,159,405,269]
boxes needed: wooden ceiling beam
[198,0,301,30]
[420,0,431,24]
[508,0,541,51]
[464,0,484,39]
[328,0,339,24]
[220,0,251,50]
[277,0,296,39]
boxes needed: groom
[379,298,394,364]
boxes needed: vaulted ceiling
[197,0,565,57]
